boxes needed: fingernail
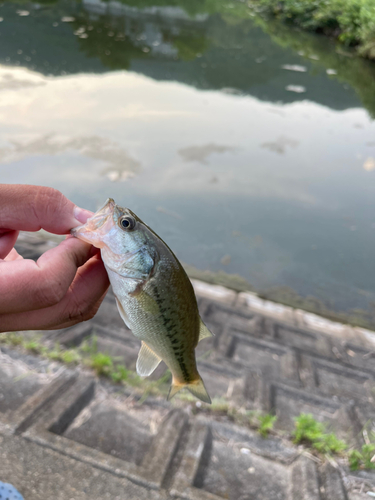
[73,206,93,224]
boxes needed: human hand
[0,184,110,332]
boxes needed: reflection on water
[178,144,236,164]
[2,0,375,323]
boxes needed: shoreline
[191,277,375,350]
[252,0,375,61]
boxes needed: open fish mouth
[71,198,117,247]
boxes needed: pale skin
[0,184,110,333]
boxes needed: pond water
[2,0,375,320]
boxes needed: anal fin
[136,341,162,377]
[199,319,213,342]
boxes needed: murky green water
[2,0,375,321]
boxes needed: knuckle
[34,187,68,219]
[78,303,98,322]
[64,295,98,324]
[67,307,94,324]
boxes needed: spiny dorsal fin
[199,319,213,342]
[136,341,162,377]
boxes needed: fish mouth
[71,198,117,247]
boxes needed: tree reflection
[2,0,375,115]
[71,16,147,70]
[70,8,209,68]
[255,17,375,118]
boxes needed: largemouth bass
[71,199,212,403]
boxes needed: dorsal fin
[136,341,162,377]
[199,319,213,342]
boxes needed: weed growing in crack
[293,413,346,455]
[110,365,129,383]
[257,413,277,438]
[87,352,113,376]
[349,443,375,470]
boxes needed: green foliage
[0,332,156,397]
[0,333,23,346]
[60,349,82,364]
[294,413,326,443]
[313,432,347,454]
[23,340,43,354]
[258,413,277,437]
[88,352,113,376]
[256,0,375,59]
[110,365,129,383]
[87,351,130,382]
[293,413,346,454]
[80,335,98,354]
[349,443,375,470]
[349,449,363,470]
[42,343,81,364]
[47,343,64,360]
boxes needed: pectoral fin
[136,341,162,377]
[115,297,131,329]
[129,288,160,316]
[198,319,213,342]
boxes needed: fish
[71,198,212,403]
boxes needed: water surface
[2,0,375,320]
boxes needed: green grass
[257,413,278,438]
[87,352,113,376]
[349,443,375,470]
[23,340,43,354]
[293,413,346,454]
[1,332,23,346]
[0,333,129,385]
[60,349,82,364]
[80,335,98,355]
[110,365,129,383]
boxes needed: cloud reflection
[178,143,236,164]
[0,64,374,211]
[0,133,141,180]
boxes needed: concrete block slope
[0,232,374,498]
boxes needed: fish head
[71,198,156,261]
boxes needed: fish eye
[119,216,136,231]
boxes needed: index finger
[0,184,92,234]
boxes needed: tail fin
[167,376,211,404]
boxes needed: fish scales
[71,198,212,403]
[107,249,200,384]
